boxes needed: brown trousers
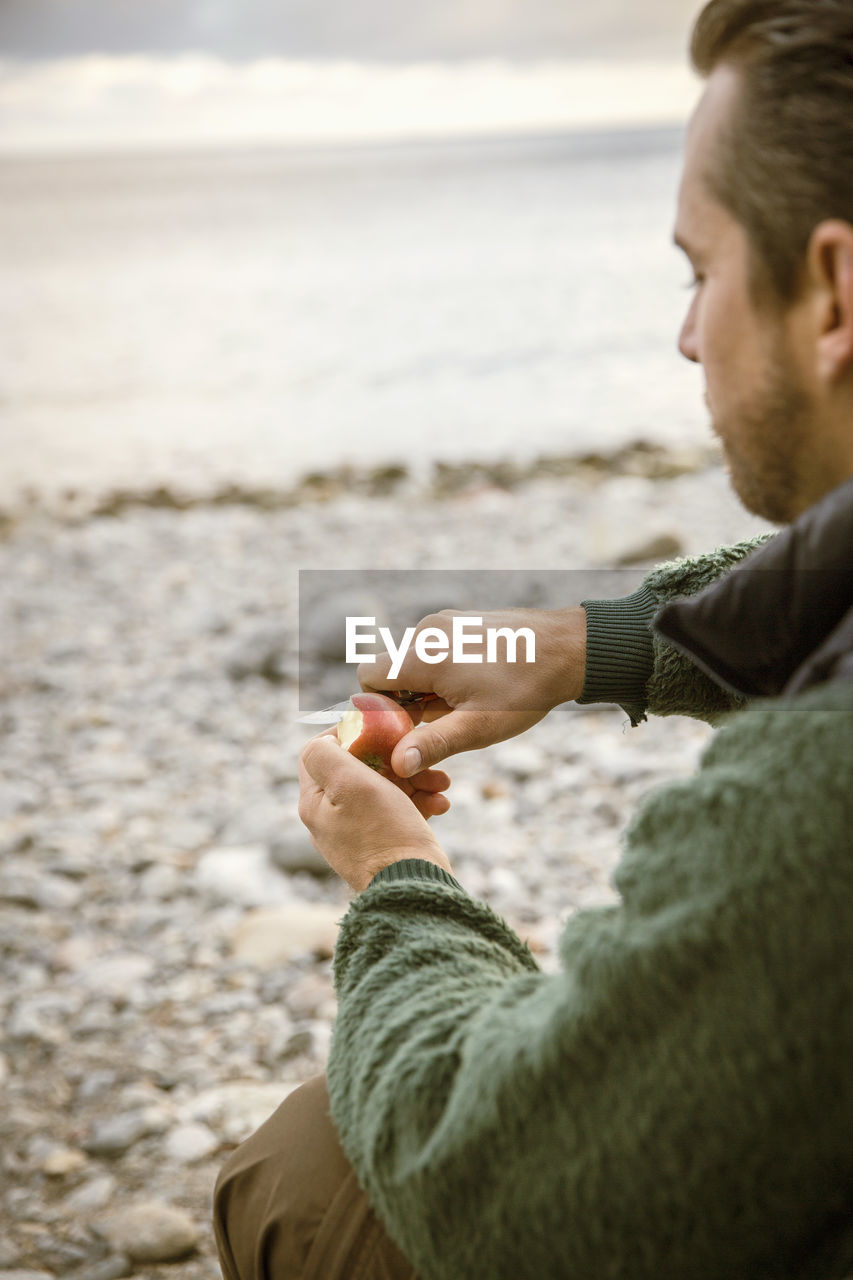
[213,1074,418,1280]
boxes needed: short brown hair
[690,0,853,301]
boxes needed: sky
[0,0,703,151]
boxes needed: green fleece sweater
[327,536,853,1280]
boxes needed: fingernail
[404,747,422,776]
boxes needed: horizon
[0,113,688,166]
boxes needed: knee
[213,1121,302,1280]
[211,1075,346,1280]
[212,1141,254,1280]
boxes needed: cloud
[0,0,698,62]
[0,54,701,152]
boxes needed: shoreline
[0,119,686,167]
[1,437,720,532]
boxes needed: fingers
[420,698,452,721]
[297,746,325,833]
[297,727,338,788]
[357,653,395,693]
[300,733,365,799]
[390,707,488,777]
[301,714,452,850]
[412,791,451,819]
[410,766,450,793]
[301,732,449,806]
[357,612,460,698]
[394,772,451,816]
[405,701,424,727]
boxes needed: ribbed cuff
[576,583,659,726]
[365,858,466,894]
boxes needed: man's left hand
[298,731,454,892]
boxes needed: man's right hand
[358,605,587,778]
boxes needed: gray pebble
[83,1112,156,1159]
[73,1001,116,1036]
[136,861,183,900]
[7,991,80,1043]
[216,795,298,848]
[269,829,331,877]
[194,844,293,907]
[225,623,290,682]
[32,1237,92,1272]
[494,741,547,781]
[0,868,82,912]
[0,827,34,858]
[95,1201,198,1264]
[63,1175,118,1215]
[163,1122,219,1164]
[0,781,42,814]
[73,952,155,999]
[0,1272,56,1280]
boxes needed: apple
[337,692,414,772]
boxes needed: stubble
[712,346,814,526]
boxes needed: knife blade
[296,691,434,725]
[295,699,352,725]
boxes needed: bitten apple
[336,693,414,772]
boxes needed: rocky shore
[0,446,773,1278]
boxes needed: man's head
[674,0,853,523]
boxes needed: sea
[0,125,709,507]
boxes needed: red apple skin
[338,693,414,772]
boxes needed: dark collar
[653,473,853,699]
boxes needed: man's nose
[678,297,700,363]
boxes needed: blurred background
[2,10,773,1272]
[0,0,708,511]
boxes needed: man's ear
[807,219,853,382]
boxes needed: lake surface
[0,126,709,506]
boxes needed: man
[214,1,853,1276]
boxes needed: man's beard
[710,350,814,526]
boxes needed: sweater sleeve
[327,686,853,1280]
[576,533,776,725]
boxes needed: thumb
[391,708,484,777]
[301,733,364,793]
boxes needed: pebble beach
[0,445,774,1277]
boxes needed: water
[0,126,708,506]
